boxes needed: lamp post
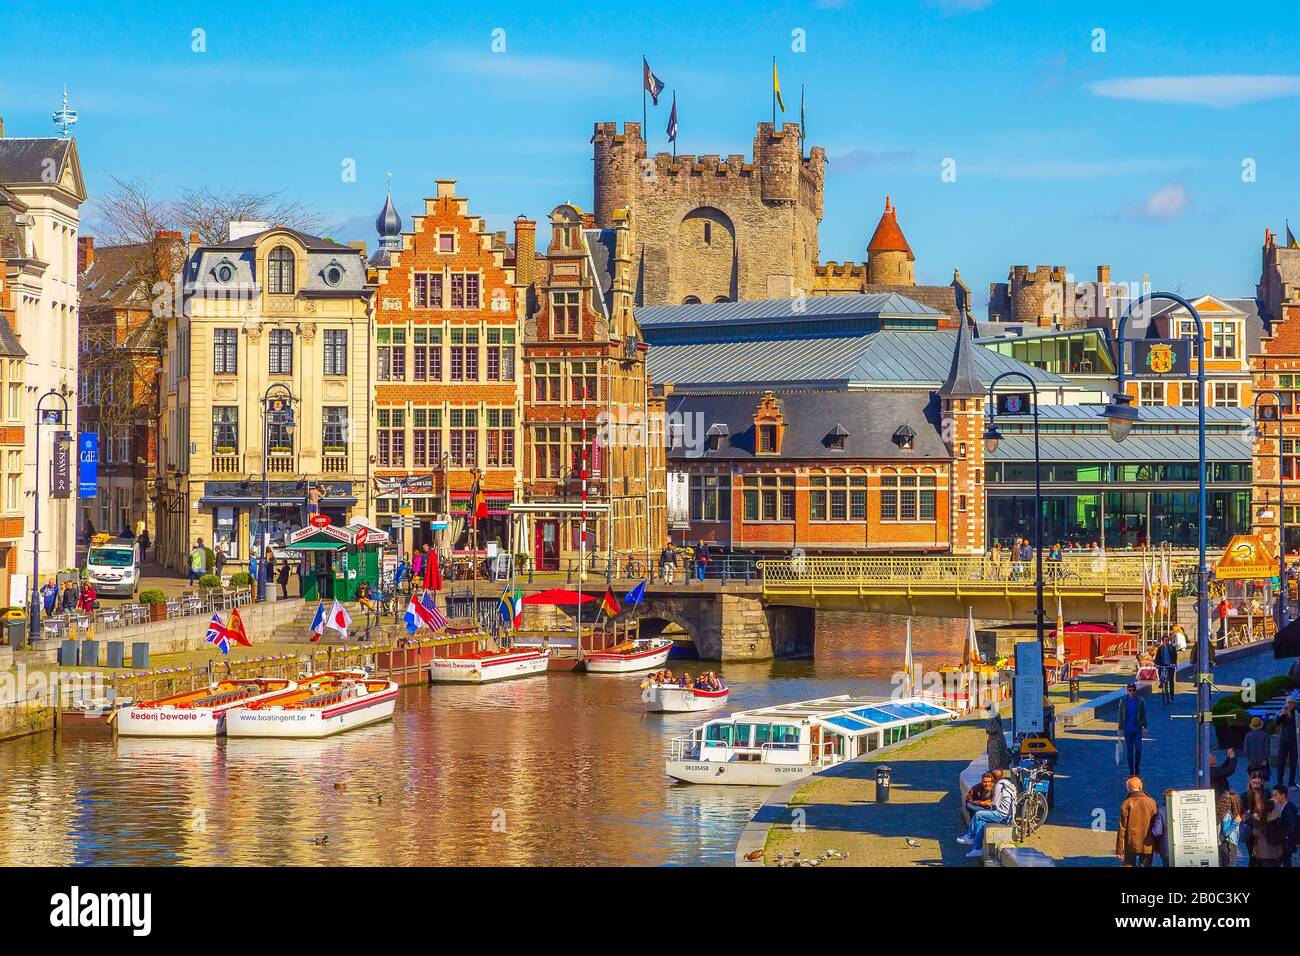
[1253,389,1290,627]
[30,390,71,643]
[259,384,295,602]
[1104,291,1211,788]
[983,373,1048,694]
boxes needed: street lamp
[259,384,295,602]
[1105,291,1212,789]
[985,374,1047,695]
[1253,389,1289,627]
[29,390,71,643]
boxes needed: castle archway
[675,206,737,303]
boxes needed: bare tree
[172,185,324,245]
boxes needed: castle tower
[866,196,914,286]
[590,119,825,305]
[936,317,986,555]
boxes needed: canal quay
[0,611,967,867]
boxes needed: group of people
[38,579,98,616]
[958,767,1019,859]
[658,542,712,585]
[650,669,724,691]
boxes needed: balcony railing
[211,454,241,475]
[266,453,295,475]
[322,454,349,474]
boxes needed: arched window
[683,295,701,305]
[267,246,295,295]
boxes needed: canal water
[0,613,967,866]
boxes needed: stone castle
[592,120,825,305]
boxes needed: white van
[86,538,141,597]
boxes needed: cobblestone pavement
[760,648,1286,867]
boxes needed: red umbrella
[521,588,595,605]
[424,550,442,591]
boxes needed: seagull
[905,837,921,848]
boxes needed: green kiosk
[289,519,391,602]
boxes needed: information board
[1166,788,1219,867]
[1013,639,1045,736]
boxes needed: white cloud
[1088,75,1300,108]
[1136,183,1190,220]
[427,50,617,84]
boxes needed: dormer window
[893,424,916,451]
[706,423,729,452]
[267,245,295,295]
[321,259,345,287]
[826,422,849,452]
[752,390,786,456]
[758,426,778,453]
[212,257,237,284]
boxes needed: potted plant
[140,589,168,622]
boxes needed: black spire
[937,307,983,399]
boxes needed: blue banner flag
[77,432,98,499]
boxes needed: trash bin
[131,642,150,668]
[106,641,125,668]
[4,615,25,649]
[59,639,79,666]
[80,640,100,667]
[875,765,891,803]
[1068,677,1080,703]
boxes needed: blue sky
[4,0,1300,305]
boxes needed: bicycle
[1010,762,1052,841]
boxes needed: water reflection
[0,612,965,866]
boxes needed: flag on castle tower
[666,92,678,144]
[643,56,665,105]
[1288,220,1298,249]
[773,58,786,112]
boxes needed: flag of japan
[327,600,352,639]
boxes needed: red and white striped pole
[576,383,590,657]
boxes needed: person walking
[1276,786,1298,866]
[1241,773,1269,864]
[412,547,425,586]
[276,560,290,599]
[1170,623,1188,655]
[1115,775,1159,867]
[1217,597,1231,642]
[188,539,207,585]
[1243,716,1272,785]
[60,581,78,614]
[138,528,151,561]
[695,540,710,582]
[214,545,228,579]
[1246,786,1286,866]
[1276,698,1298,791]
[659,544,678,586]
[1117,682,1148,776]
[957,767,1016,859]
[1154,635,1177,704]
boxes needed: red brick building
[367,180,524,556]
[519,203,665,571]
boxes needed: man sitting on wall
[964,772,995,818]
[957,768,1016,859]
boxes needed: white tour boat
[430,645,551,684]
[642,681,729,713]
[225,672,398,739]
[583,637,674,674]
[117,678,296,738]
[666,694,956,786]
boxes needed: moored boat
[225,672,398,739]
[430,645,551,684]
[665,694,956,786]
[117,679,295,737]
[583,637,673,674]
[642,682,729,713]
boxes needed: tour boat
[642,681,730,713]
[429,645,551,684]
[666,694,956,786]
[583,637,674,674]
[225,672,398,739]
[116,679,296,738]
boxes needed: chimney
[227,220,269,242]
[78,236,95,273]
[1097,264,1111,285]
[188,232,201,254]
[513,216,536,287]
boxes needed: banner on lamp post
[51,435,73,499]
[78,432,99,499]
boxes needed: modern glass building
[985,405,1252,549]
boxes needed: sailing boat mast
[577,383,590,660]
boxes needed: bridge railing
[757,553,1197,593]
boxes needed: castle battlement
[814,261,868,277]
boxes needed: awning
[292,540,346,552]
[522,588,595,606]
[1215,534,1276,580]
[198,497,359,508]
[507,502,610,515]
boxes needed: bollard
[875,765,891,803]
[1069,677,1080,703]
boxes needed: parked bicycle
[1010,762,1052,840]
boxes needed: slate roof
[648,328,1068,391]
[0,138,73,185]
[210,226,354,253]
[860,283,964,324]
[665,390,949,461]
[583,227,616,319]
[937,312,983,398]
[987,433,1249,463]
[0,185,30,260]
[0,318,26,358]
[637,291,941,330]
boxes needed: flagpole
[642,54,648,145]
[772,56,776,127]
[671,92,677,159]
